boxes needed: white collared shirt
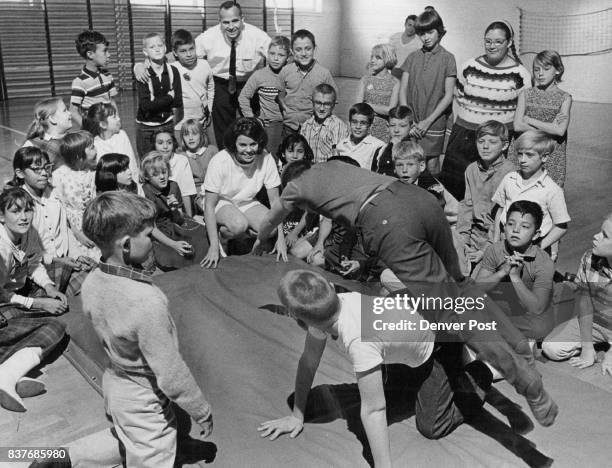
[23,185,72,264]
[195,23,270,79]
[492,170,571,236]
[335,135,386,170]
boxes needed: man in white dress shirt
[195,1,271,148]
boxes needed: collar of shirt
[186,147,206,159]
[295,60,317,75]
[511,170,549,190]
[22,185,55,207]
[421,44,442,55]
[98,261,153,284]
[0,224,27,264]
[148,63,169,80]
[82,65,108,78]
[591,254,612,278]
[477,156,506,174]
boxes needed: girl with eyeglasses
[439,20,530,201]
[9,147,96,295]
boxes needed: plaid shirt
[97,262,153,284]
[576,250,612,330]
[300,115,349,164]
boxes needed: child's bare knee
[224,218,249,237]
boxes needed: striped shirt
[455,56,530,129]
[238,66,284,122]
[70,66,117,111]
[300,115,349,164]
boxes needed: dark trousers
[383,343,472,440]
[212,78,246,149]
[136,121,175,160]
[356,181,542,400]
[439,123,478,201]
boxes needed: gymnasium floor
[0,78,611,466]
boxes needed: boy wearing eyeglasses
[299,84,349,164]
[335,103,385,170]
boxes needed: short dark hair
[223,117,268,155]
[507,200,544,231]
[0,187,34,214]
[476,120,509,142]
[349,103,375,125]
[219,1,242,15]
[388,105,414,122]
[171,29,194,51]
[151,129,178,151]
[415,9,446,37]
[327,155,360,167]
[277,134,314,165]
[281,160,312,188]
[83,191,156,254]
[95,153,132,193]
[75,30,109,59]
[60,131,94,170]
[406,15,417,23]
[83,102,118,137]
[11,147,50,187]
[291,29,316,48]
[313,83,336,101]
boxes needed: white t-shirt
[94,130,140,184]
[203,150,280,205]
[169,152,197,197]
[173,59,215,126]
[309,292,434,373]
[335,135,385,170]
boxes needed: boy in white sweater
[81,192,212,467]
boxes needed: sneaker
[526,390,558,427]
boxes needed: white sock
[0,347,42,410]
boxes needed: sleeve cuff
[11,294,33,309]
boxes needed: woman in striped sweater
[440,21,530,200]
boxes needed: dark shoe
[16,377,46,398]
[526,390,558,427]
[0,387,26,412]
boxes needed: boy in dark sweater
[81,192,212,467]
[135,32,183,157]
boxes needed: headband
[500,20,515,40]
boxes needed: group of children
[1,3,611,467]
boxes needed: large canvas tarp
[61,255,612,467]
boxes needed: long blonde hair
[25,97,64,140]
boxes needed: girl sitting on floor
[83,102,140,185]
[95,153,139,194]
[52,131,100,261]
[154,129,197,217]
[10,147,95,295]
[201,117,287,268]
[0,187,67,412]
[23,97,74,167]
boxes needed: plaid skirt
[0,280,67,362]
[0,312,66,363]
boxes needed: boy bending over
[81,192,212,467]
[260,270,478,467]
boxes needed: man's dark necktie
[229,38,237,95]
